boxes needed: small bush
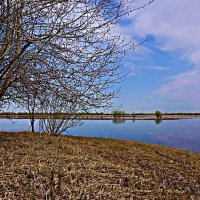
[155,110,162,119]
[112,110,125,118]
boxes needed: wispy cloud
[122,0,200,101]
[157,68,200,102]
[142,66,168,71]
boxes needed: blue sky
[113,0,200,113]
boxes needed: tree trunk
[30,117,35,133]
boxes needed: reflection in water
[112,119,126,124]
[155,119,162,125]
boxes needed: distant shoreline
[0,113,200,120]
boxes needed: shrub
[155,110,162,119]
[112,110,125,118]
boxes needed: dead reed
[0,132,199,199]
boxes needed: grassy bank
[0,132,199,199]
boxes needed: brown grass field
[0,132,200,199]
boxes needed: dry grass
[0,132,199,199]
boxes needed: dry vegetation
[0,132,200,199]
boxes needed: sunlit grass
[0,132,199,199]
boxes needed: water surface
[0,118,199,153]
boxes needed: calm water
[0,118,200,153]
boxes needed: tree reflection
[112,119,126,124]
[155,119,162,125]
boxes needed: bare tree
[1,0,153,112]
[39,91,81,135]
[15,85,40,132]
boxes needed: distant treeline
[0,112,200,115]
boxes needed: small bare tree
[15,85,40,132]
[12,74,44,132]
[39,92,81,135]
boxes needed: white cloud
[123,0,200,101]
[157,68,200,102]
[132,0,200,52]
